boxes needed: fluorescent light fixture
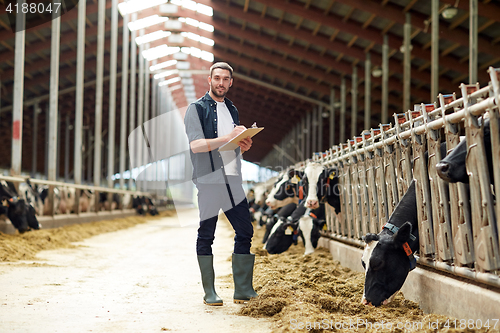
[170,0,213,16]
[158,77,182,86]
[182,17,214,32]
[136,30,171,45]
[142,45,181,61]
[196,3,213,16]
[372,67,382,78]
[180,32,214,46]
[201,50,214,62]
[199,22,214,32]
[118,0,168,15]
[154,69,179,79]
[150,59,178,71]
[128,15,168,31]
[442,7,458,19]
[169,84,184,91]
[185,17,200,27]
[176,61,191,70]
[180,47,214,62]
[173,52,189,60]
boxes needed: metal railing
[0,174,168,217]
[308,67,500,288]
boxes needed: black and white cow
[361,181,418,306]
[436,118,492,184]
[265,170,301,210]
[361,142,448,306]
[264,163,340,255]
[0,181,40,233]
[296,163,340,255]
[262,202,297,245]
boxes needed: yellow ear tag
[285,226,294,235]
[329,172,335,179]
[322,224,328,231]
[291,175,300,184]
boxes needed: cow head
[265,170,302,210]
[302,163,339,211]
[361,222,415,306]
[273,169,304,202]
[437,117,493,184]
[435,137,469,183]
[264,219,300,254]
[0,181,39,233]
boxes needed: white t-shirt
[216,101,239,176]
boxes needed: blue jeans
[195,178,253,255]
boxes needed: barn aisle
[0,210,272,332]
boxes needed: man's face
[209,68,233,99]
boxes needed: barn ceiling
[0,0,499,175]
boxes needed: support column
[74,0,85,191]
[94,0,105,189]
[137,30,145,190]
[351,66,357,138]
[311,107,317,154]
[48,1,61,214]
[301,117,305,161]
[32,103,39,176]
[119,12,129,190]
[318,105,323,152]
[11,3,26,176]
[340,77,346,143]
[129,13,138,190]
[151,60,157,119]
[403,12,411,112]
[382,35,389,124]
[469,0,478,84]
[330,89,335,147]
[364,53,371,130]
[306,111,311,159]
[64,115,70,182]
[107,0,118,190]
[431,0,439,101]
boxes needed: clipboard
[218,127,264,151]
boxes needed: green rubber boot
[197,255,223,306]
[232,253,259,303]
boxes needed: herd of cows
[0,180,160,233]
[247,116,494,307]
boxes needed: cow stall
[256,67,500,320]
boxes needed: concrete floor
[0,209,272,332]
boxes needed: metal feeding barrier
[311,67,500,288]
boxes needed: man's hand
[229,125,247,139]
[238,136,252,153]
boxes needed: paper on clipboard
[218,127,264,151]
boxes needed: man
[184,62,258,306]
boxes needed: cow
[132,196,158,215]
[361,142,448,306]
[361,181,418,306]
[38,186,62,215]
[436,118,492,184]
[97,192,121,211]
[294,163,340,255]
[19,180,44,216]
[264,170,301,210]
[262,202,297,244]
[0,181,40,233]
[264,163,340,255]
[79,189,95,212]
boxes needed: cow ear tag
[291,175,300,184]
[329,171,335,179]
[322,224,327,231]
[285,226,294,235]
